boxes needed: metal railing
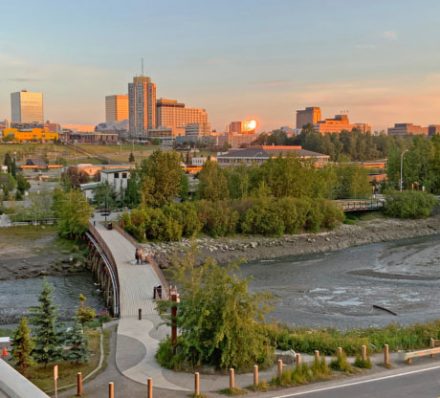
[335,198,384,212]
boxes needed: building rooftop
[218,146,329,159]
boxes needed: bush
[384,190,437,219]
[196,200,239,237]
[330,349,353,373]
[354,355,372,369]
[318,199,345,229]
[241,199,285,236]
[163,202,202,238]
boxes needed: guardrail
[87,223,120,317]
[335,199,384,212]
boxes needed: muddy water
[241,234,440,329]
[0,273,106,324]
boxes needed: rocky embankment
[142,215,440,268]
[0,227,86,280]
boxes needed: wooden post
[53,365,58,398]
[253,364,259,386]
[194,372,200,396]
[170,287,180,350]
[76,372,83,396]
[229,368,235,390]
[277,359,283,377]
[138,308,142,320]
[384,344,390,367]
[295,353,302,367]
[147,378,153,398]
[108,382,114,398]
[337,347,343,357]
[314,350,320,362]
[431,338,435,357]
[361,345,368,361]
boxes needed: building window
[114,172,119,178]
[122,173,127,178]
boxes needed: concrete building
[296,107,321,129]
[156,98,208,137]
[2,127,58,142]
[64,131,118,144]
[11,90,44,124]
[428,124,440,136]
[224,132,258,148]
[352,123,372,133]
[217,145,330,167]
[100,168,131,197]
[228,120,257,134]
[185,122,212,137]
[128,76,157,136]
[387,123,428,136]
[315,114,352,134]
[106,94,129,123]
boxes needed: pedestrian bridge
[335,198,384,212]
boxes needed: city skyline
[1,0,440,131]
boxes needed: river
[0,273,106,325]
[241,234,440,329]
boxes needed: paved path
[94,222,186,391]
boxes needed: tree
[76,294,96,327]
[15,173,30,197]
[139,150,184,206]
[11,317,34,375]
[52,189,93,239]
[128,152,135,163]
[63,317,89,364]
[31,280,63,366]
[157,255,274,371]
[197,160,229,201]
[94,182,117,210]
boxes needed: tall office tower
[105,95,129,123]
[156,98,209,137]
[128,76,157,136]
[11,90,44,124]
[296,106,321,129]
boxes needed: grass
[330,349,354,373]
[23,329,104,393]
[218,387,247,396]
[354,356,372,369]
[0,225,57,240]
[0,328,13,337]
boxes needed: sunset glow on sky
[1,0,440,131]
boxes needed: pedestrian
[135,248,139,265]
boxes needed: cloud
[354,44,376,50]
[249,79,292,88]
[383,30,398,41]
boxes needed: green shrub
[196,200,239,237]
[241,199,285,236]
[318,199,345,229]
[384,190,437,219]
[354,355,372,369]
[330,349,353,373]
[304,201,324,232]
[163,202,202,237]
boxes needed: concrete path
[94,222,187,390]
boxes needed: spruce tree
[11,317,34,375]
[129,152,135,163]
[63,317,89,364]
[31,280,62,366]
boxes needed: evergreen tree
[11,317,34,375]
[129,152,135,163]
[31,280,63,366]
[63,317,89,364]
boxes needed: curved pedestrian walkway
[94,222,188,391]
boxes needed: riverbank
[0,226,86,280]
[143,214,440,268]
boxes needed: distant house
[216,145,330,167]
[80,167,132,201]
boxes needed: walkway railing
[335,198,384,212]
[87,223,120,317]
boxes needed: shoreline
[144,214,440,268]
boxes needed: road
[248,363,440,398]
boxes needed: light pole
[400,149,409,192]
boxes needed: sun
[246,120,257,130]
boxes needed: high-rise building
[128,76,157,136]
[156,98,208,137]
[11,90,44,124]
[106,95,129,124]
[296,107,321,129]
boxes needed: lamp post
[400,149,409,192]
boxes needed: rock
[250,241,258,248]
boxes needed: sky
[1,0,440,132]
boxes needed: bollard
[229,368,235,390]
[76,372,83,397]
[361,345,368,362]
[295,353,302,367]
[277,359,283,377]
[431,338,435,358]
[138,308,142,320]
[108,382,114,398]
[194,372,200,396]
[384,344,390,367]
[253,364,259,386]
[314,350,320,362]
[147,378,153,398]
[337,347,343,357]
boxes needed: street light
[400,149,409,192]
